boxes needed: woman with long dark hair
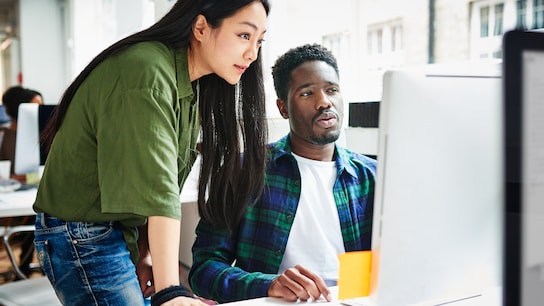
[33,1,270,305]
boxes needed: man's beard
[309,130,340,145]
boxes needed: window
[391,23,402,52]
[367,32,373,55]
[365,19,405,73]
[376,29,383,54]
[517,0,528,29]
[323,33,343,56]
[367,20,403,56]
[470,0,508,60]
[493,49,503,58]
[481,6,490,37]
[322,31,350,82]
[533,0,544,29]
[494,3,504,35]
[479,4,504,37]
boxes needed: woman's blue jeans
[34,213,149,305]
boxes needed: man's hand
[137,254,154,298]
[267,264,332,302]
[136,224,154,297]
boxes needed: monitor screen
[503,29,544,306]
[14,104,56,175]
[369,62,503,305]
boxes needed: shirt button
[286,214,293,221]
[276,250,281,255]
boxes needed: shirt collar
[269,134,359,178]
[175,48,195,101]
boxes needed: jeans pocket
[34,240,56,283]
[68,221,114,243]
[67,221,126,263]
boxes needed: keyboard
[0,179,21,193]
[340,297,373,306]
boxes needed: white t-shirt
[278,153,345,285]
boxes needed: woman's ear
[276,98,289,119]
[192,14,208,42]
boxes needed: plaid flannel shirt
[189,135,377,303]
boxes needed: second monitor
[14,103,56,176]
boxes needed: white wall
[263,0,358,110]
[17,0,358,144]
[70,0,155,80]
[263,0,358,143]
[153,0,175,20]
[18,0,157,104]
[19,0,66,104]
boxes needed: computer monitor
[503,29,544,306]
[14,103,56,176]
[368,62,503,305]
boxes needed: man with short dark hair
[189,44,377,303]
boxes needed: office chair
[2,225,38,280]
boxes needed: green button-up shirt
[34,41,200,262]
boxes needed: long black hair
[41,0,270,232]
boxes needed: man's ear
[276,98,289,119]
[192,14,208,42]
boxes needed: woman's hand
[159,296,208,306]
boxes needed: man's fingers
[267,278,299,301]
[281,267,324,301]
[293,265,331,301]
[276,272,312,300]
[269,266,333,302]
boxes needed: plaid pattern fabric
[189,135,377,303]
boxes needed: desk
[221,288,336,306]
[220,286,503,306]
[0,182,195,219]
[0,188,38,280]
[0,188,37,218]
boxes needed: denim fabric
[34,213,149,306]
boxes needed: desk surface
[220,286,502,306]
[0,184,196,220]
[0,188,37,218]
[221,289,335,306]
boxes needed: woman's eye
[240,33,250,40]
